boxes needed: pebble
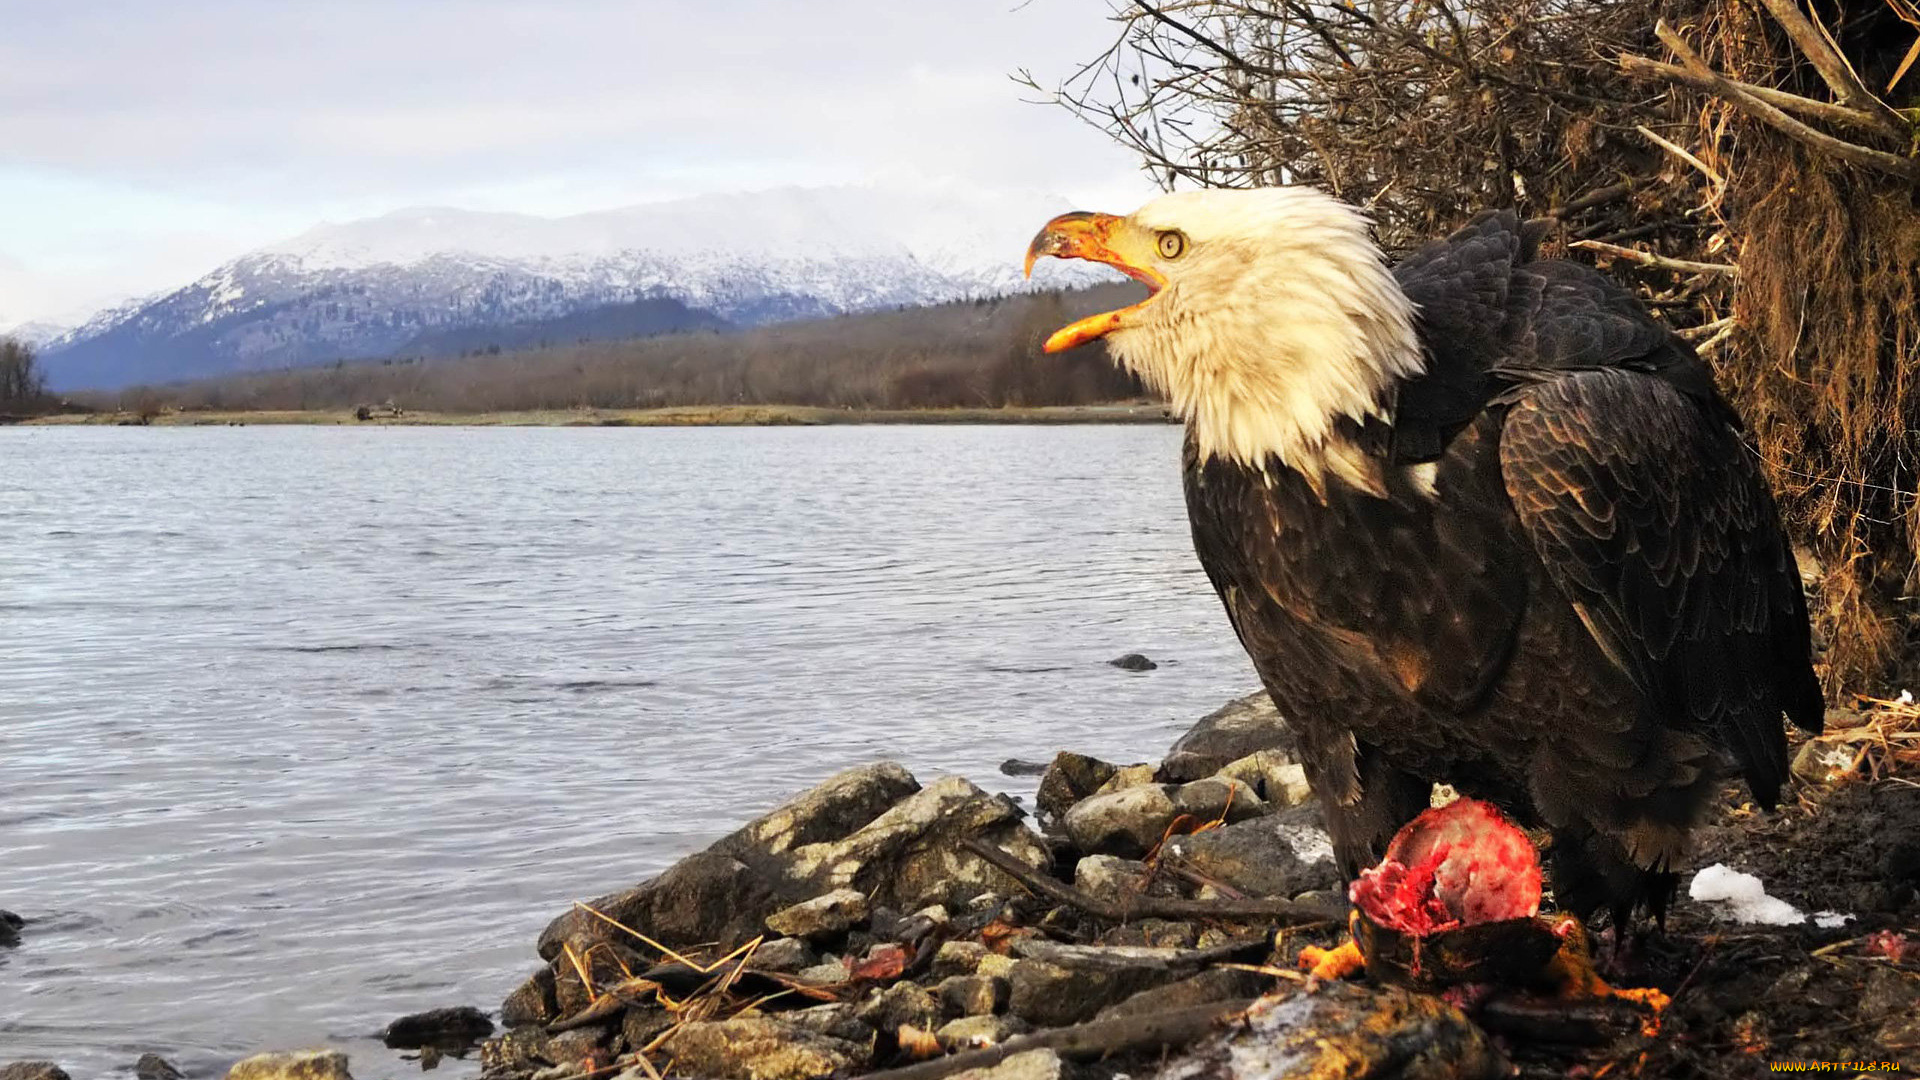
[936,974,1010,1017]
[935,1014,1033,1051]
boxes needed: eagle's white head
[1025,187,1423,483]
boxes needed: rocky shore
[8,691,1918,1079]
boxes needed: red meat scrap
[1350,798,1543,936]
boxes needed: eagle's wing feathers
[1499,369,1823,808]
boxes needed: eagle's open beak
[1023,211,1164,353]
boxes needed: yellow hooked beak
[1022,211,1166,353]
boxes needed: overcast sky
[0,0,1159,328]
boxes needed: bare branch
[1653,20,1920,183]
[1617,54,1893,136]
[1753,0,1910,138]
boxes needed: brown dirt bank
[19,404,1178,428]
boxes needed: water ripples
[0,424,1255,1076]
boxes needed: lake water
[0,424,1256,1078]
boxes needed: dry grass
[1822,692,1920,782]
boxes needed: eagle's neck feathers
[1108,193,1424,491]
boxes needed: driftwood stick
[1651,21,1920,183]
[1618,54,1889,136]
[861,998,1255,1080]
[1475,994,1653,1045]
[1753,0,1908,137]
[1570,239,1740,276]
[961,837,1342,924]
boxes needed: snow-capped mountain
[40,183,1112,391]
[0,320,73,349]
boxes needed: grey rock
[857,982,942,1033]
[931,940,988,978]
[501,966,559,1028]
[662,1016,870,1080]
[1171,777,1268,822]
[1155,982,1504,1080]
[977,952,1018,979]
[935,1014,1033,1051]
[1162,815,1340,898]
[135,1056,184,1080]
[796,959,851,985]
[1092,764,1158,796]
[949,1049,1063,1080]
[752,937,820,974]
[1036,753,1120,823]
[1097,967,1269,1020]
[382,1005,494,1049]
[536,763,916,958]
[796,776,1049,917]
[1006,943,1204,1026]
[538,765,1049,960]
[765,889,870,939]
[1214,752,1313,808]
[782,1002,874,1044]
[224,1051,353,1080]
[545,1021,613,1062]
[479,1027,551,1075]
[622,1009,675,1053]
[1073,855,1178,902]
[722,762,925,856]
[540,848,783,960]
[937,974,1010,1017]
[0,1066,69,1080]
[1859,966,1920,1022]
[1109,653,1158,671]
[1062,785,1179,857]
[1162,692,1298,782]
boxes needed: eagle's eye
[1156,230,1188,260]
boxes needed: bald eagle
[1025,189,1823,924]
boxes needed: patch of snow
[1688,864,1853,928]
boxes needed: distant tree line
[95,286,1150,414]
[0,337,49,413]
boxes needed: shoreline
[14,403,1177,428]
[6,690,1916,1078]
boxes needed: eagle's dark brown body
[1182,213,1824,922]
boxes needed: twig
[1635,124,1725,186]
[1676,316,1735,342]
[1570,239,1741,276]
[1651,21,1920,183]
[858,998,1255,1080]
[960,838,1342,924]
[1541,179,1645,219]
